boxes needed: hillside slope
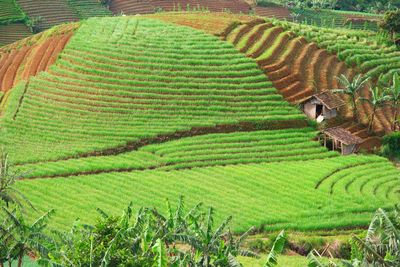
[110,0,252,14]
[15,0,79,30]
[0,16,397,232]
[218,19,393,149]
[0,23,78,96]
[1,17,303,164]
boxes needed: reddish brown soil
[0,30,74,93]
[147,13,255,36]
[225,20,391,148]
[254,6,291,20]
[2,47,30,91]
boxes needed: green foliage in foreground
[307,207,400,266]
[38,198,258,267]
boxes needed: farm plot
[0,0,26,22]
[255,6,291,20]
[283,23,399,83]
[0,15,396,233]
[15,127,335,178]
[279,21,399,133]
[223,18,393,137]
[0,23,31,46]
[0,23,76,94]
[16,155,400,231]
[67,0,112,19]
[0,17,304,165]
[147,12,254,36]
[16,0,79,30]
[288,8,379,31]
[141,127,338,169]
[109,0,251,15]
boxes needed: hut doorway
[316,104,323,118]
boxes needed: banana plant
[333,74,370,123]
[385,73,400,131]
[263,230,286,267]
[307,207,400,267]
[360,86,390,133]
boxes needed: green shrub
[382,131,400,158]
[248,238,269,253]
[338,241,352,260]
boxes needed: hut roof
[322,127,363,145]
[304,91,345,110]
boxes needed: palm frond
[307,250,326,267]
[376,208,400,241]
[211,216,232,242]
[228,253,243,267]
[263,230,286,267]
[352,236,387,265]
[152,238,168,267]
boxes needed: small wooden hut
[320,127,363,155]
[301,91,345,121]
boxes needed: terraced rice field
[280,21,399,133]
[0,23,31,46]
[16,155,399,231]
[67,0,112,19]
[147,12,254,36]
[110,0,252,15]
[0,0,26,22]
[289,8,380,31]
[255,6,291,20]
[284,23,397,82]
[16,127,336,178]
[1,17,303,164]
[16,0,79,30]
[222,18,395,139]
[0,15,398,233]
[0,24,77,94]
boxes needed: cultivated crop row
[17,151,163,179]
[109,0,251,15]
[223,18,395,135]
[16,156,399,231]
[16,127,336,178]
[147,12,254,36]
[141,128,338,169]
[66,0,111,19]
[15,0,79,30]
[279,21,399,83]
[0,23,31,47]
[0,0,25,22]
[1,17,304,164]
[0,25,74,92]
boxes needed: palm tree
[333,74,370,122]
[0,151,32,209]
[264,230,286,267]
[0,208,53,267]
[307,207,400,267]
[42,197,259,266]
[360,86,390,133]
[351,208,400,267]
[386,73,400,131]
[2,208,54,267]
